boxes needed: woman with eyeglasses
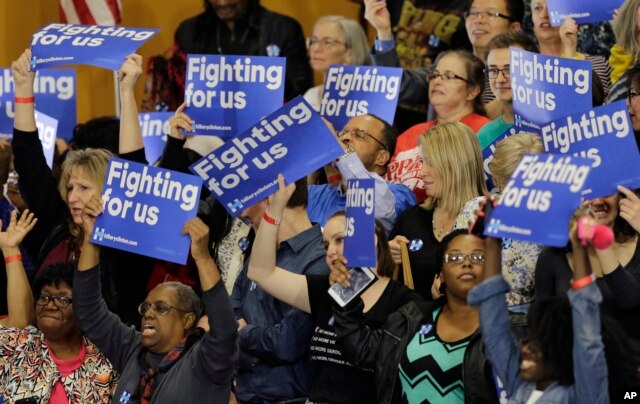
[303,15,370,112]
[333,229,512,403]
[386,50,490,204]
[73,196,237,403]
[0,209,118,403]
[530,0,612,97]
[388,122,488,300]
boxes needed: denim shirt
[231,224,329,403]
[468,276,609,404]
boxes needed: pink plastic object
[577,217,613,250]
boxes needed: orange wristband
[14,96,34,104]
[4,254,22,265]
[571,274,595,290]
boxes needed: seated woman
[303,15,370,111]
[11,49,153,326]
[74,196,237,403]
[388,122,488,299]
[333,229,505,403]
[469,218,639,402]
[386,50,490,203]
[0,209,118,402]
[247,174,419,403]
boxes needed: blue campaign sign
[184,54,285,138]
[320,65,401,130]
[485,153,591,247]
[343,179,376,267]
[92,158,202,264]
[482,125,516,191]
[0,68,76,141]
[540,100,640,199]
[35,110,57,168]
[190,96,344,216]
[140,111,172,165]
[547,0,623,26]
[511,48,591,131]
[31,24,159,70]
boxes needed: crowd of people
[1,0,640,403]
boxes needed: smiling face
[486,47,513,103]
[323,215,346,267]
[465,0,519,57]
[208,0,248,22]
[66,166,100,225]
[531,0,559,42]
[309,22,351,74]
[428,54,478,117]
[585,194,620,227]
[440,234,484,299]
[36,282,79,340]
[140,284,195,354]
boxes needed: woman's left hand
[618,185,640,233]
[329,255,351,287]
[0,209,37,249]
[118,53,143,92]
[183,217,211,262]
[266,174,295,216]
[81,195,104,243]
[559,18,579,57]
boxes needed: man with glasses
[476,31,538,151]
[364,0,524,122]
[174,0,311,100]
[307,114,416,234]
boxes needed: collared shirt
[232,224,329,403]
[307,153,416,234]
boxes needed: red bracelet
[262,212,281,226]
[571,274,595,290]
[4,254,22,265]
[14,96,35,104]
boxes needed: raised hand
[81,195,104,243]
[169,102,193,140]
[559,18,579,58]
[0,209,37,249]
[266,174,296,216]
[118,53,143,93]
[11,49,35,95]
[183,217,211,262]
[618,185,640,233]
[364,0,393,40]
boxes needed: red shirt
[48,340,86,404]
[385,113,490,203]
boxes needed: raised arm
[247,174,311,313]
[568,219,609,404]
[0,209,37,328]
[158,103,193,172]
[183,217,238,383]
[118,54,144,154]
[11,49,36,132]
[73,195,140,371]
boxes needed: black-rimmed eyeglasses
[36,295,73,308]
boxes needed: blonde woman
[389,122,488,299]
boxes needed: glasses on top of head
[306,37,347,49]
[444,252,485,264]
[338,128,388,151]
[427,70,470,83]
[36,295,73,308]
[138,301,190,316]
[464,9,515,22]
[485,66,510,79]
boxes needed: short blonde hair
[614,0,640,56]
[489,132,544,189]
[420,122,488,213]
[313,15,371,66]
[59,148,114,240]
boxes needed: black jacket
[174,0,311,100]
[333,297,526,403]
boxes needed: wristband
[262,212,281,226]
[14,96,34,104]
[4,253,22,265]
[336,146,355,162]
[571,273,595,290]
